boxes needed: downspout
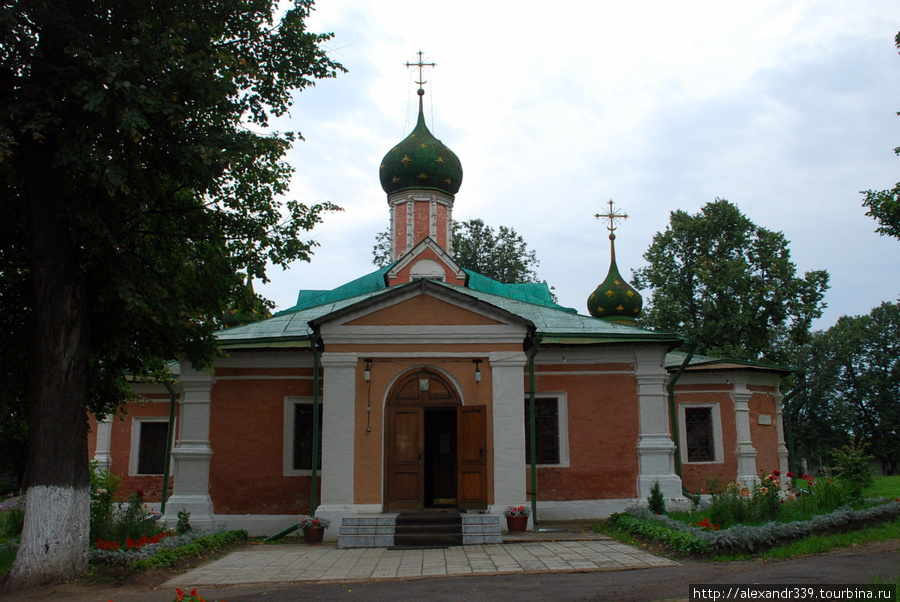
[667,338,698,503]
[310,336,321,514]
[161,380,178,515]
[527,334,542,528]
[265,336,321,543]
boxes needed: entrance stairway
[338,512,502,549]
[393,511,462,548]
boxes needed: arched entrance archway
[384,368,486,512]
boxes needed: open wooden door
[457,405,487,510]
[386,406,423,510]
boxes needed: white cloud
[258,0,900,328]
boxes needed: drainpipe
[527,335,542,528]
[161,380,178,515]
[310,338,322,514]
[667,339,698,503]
[265,338,322,543]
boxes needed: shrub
[647,481,666,514]
[830,440,874,499]
[176,510,192,535]
[606,512,710,555]
[90,461,120,542]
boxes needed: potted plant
[503,505,530,532]
[298,514,331,544]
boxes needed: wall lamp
[473,359,482,383]
[364,359,372,381]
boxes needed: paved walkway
[163,536,677,587]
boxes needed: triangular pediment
[387,237,467,286]
[347,294,505,327]
[310,280,532,345]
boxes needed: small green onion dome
[587,236,643,323]
[380,90,463,196]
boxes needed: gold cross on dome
[595,200,629,233]
[405,50,436,88]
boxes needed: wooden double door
[385,369,487,511]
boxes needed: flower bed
[608,501,900,555]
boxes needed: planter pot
[303,526,325,544]
[506,516,528,532]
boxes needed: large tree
[632,199,829,363]
[792,302,900,474]
[860,31,900,241]
[0,0,343,588]
[373,218,543,284]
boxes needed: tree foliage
[451,219,541,283]
[373,218,543,284]
[860,31,900,241]
[632,199,829,363]
[0,0,343,587]
[791,302,900,475]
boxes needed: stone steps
[337,512,502,548]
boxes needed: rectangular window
[293,403,323,471]
[524,398,560,464]
[685,407,714,462]
[137,421,169,475]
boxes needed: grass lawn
[865,475,900,499]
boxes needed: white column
[732,383,758,487]
[490,351,529,527]
[92,415,114,472]
[634,348,683,500]
[163,362,215,528]
[315,353,358,536]
[773,388,790,486]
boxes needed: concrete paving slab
[164,538,677,588]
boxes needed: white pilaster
[490,351,528,517]
[732,383,758,486]
[163,362,215,528]
[773,388,790,485]
[92,415,114,472]
[315,353,358,537]
[634,347,683,500]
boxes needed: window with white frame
[679,403,724,464]
[284,397,323,476]
[523,394,569,466]
[129,417,173,475]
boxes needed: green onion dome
[587,234,643,323]
[380,90,463,196]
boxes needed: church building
[88,75,790,545]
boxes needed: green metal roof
[462,270,577,314]
[431,280,682,345]
[218,273,684,349]
[665,350,792,374]
[277,265,393,314]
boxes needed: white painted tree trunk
[6,485,90,588]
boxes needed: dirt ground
[2,538,898,602]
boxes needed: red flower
[136,489,145,498]
[801,474,809,480]
[786,472,794,478]
[772,470,780,476]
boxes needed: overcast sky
[256,0,900,330]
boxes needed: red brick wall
[749,387,780,477]
[530,364,640,500]
[208,374,317,515]
[676,387,738,494]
